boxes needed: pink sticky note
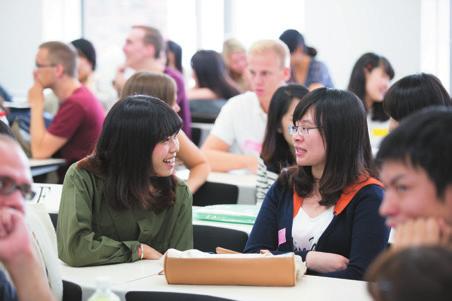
[278,228,286,246]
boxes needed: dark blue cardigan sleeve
[244,183,281,253]
[320,186,390,280]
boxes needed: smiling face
[292,108,326,175]
[379,160,452,228]
[123,28,153,69]
[151,133,180,177]
[365,66,391,105]
[0,140,32,215]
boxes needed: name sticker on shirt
[278,228,286,246]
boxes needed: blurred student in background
[71,38,116,111]
[348,52,394,150]
[202,39,290,173]
[222,38,251,92]
[256,84,309,203]
[188,50,240,101]
[166,40,183,74]
[279,29,334,90]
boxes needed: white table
[60,260,372,301]
[177,169,257,204]
[29,158,66,177]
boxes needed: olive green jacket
[57,163,193,267]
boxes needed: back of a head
[377,107,452,198]
[120,71,176,105]
[39,41,78,78]
[71,38,97,71]
[366,246,452,301]
[191,50,225,82]
[383,73,452,122]
[132,25,164,59]
[248,39,290,69]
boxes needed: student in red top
[245,88,389,280]
[28,41,105,181]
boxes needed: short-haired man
[28,41,105,181]
[114,25,191,136]
[202,40,290,172]
[377,107,452,248]
[0,135,56,301]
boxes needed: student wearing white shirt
[202,39,290,173]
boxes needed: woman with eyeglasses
[57,95,193,267]
[256,84,309,204]
[245,88,389,280]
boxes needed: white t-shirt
[210,92,267,156]
[292,206,334,253]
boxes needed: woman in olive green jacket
[57,95,193,267]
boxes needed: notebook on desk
[194,204,260,225]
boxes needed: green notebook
[194,204,260,225]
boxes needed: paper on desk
[30,183,63,214]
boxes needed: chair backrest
[126,291,237,301]
[189,99,227,124]
[193,224,248,253]
[193,182,238,207]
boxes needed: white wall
[0,0,81,99]
[0,0,43,97]
[304,0,421,89]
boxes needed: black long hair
[348,52,394,122]
[261,84,309,173]
[280,88,375,206]
[79,95,182,211]
[191,50,240,100]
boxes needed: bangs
[380,58,395,79]
[155,108,182,142]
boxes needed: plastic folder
[194,204,260,225]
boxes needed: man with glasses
[0,134,55,301]
[28,41,105,182]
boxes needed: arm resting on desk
[201,135,257,173]
[177,131,210,193]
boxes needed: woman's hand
[142,244,163,260]
[305,251,349,273]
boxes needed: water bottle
[87,277,120,301]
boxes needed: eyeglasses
[288,125,321,136]
[35,63,56,69]
[0,176,36,200]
